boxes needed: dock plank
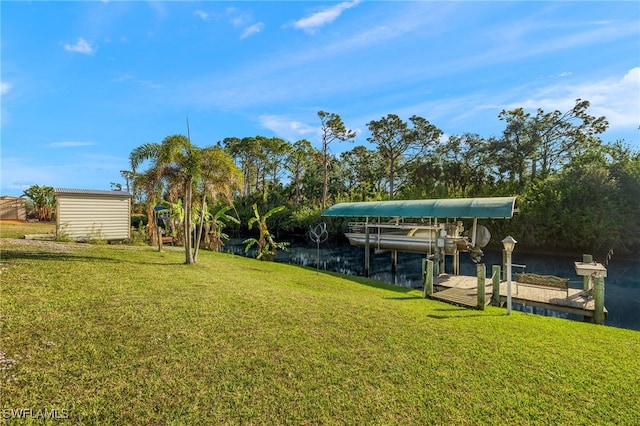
[433,274,606,316]
[430,286,489,308]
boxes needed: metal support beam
[364,219,370,278]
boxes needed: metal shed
[0,196,26,220]
[55,188,133,241]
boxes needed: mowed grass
[0,220,55,239]
[1,230,639,424]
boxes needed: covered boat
[322,197,517,272]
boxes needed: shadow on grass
[384,296,425,300]
[308,267,418,294]
[426,312,505,320]
[426,304,505,319]
[0,250,181,266]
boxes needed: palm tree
[130,135,201,264]
[193,146,242,262]
[130,167,164,251]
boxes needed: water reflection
[222,237,640,331]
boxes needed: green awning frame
[321,197,517,219]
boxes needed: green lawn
[1,229,639,425]
[0,220,55,239]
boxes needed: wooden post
[364,222,370,278]
[422,259,434,298]
[582,254,593,291]
[477,263,486,310]
[594,276,605,325]
[492,265,501,306]
[391,250,397,274]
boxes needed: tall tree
[367,114,441,199]
[286,139,315,205]
[262,137,291,191]
[340,146,384,201]
[130,135,201,264]
[433,133,492,197]
[193,146,242,262]
[221,136,261,196]
[493,99,608,189]
[317,111,356,209]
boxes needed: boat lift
[322,197,518,277]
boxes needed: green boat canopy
[321,197,517,219]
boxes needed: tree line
[120,100,638,260]
[22,99,638,262]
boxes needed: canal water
[222,237,640,331]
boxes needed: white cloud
[240,23,265,40]
[194,10,210,21]
[290,0,361,34]
[113,72,134,83]
[64,38,96,55]
[49,141,97,148]
[259,115,318,141]
[516,67,640,130]
[0,81,11,95]
[230,12,251,28]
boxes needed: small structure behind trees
[0,196,26,220]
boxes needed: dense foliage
[119,99,638,257]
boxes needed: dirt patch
[0,220,28,224]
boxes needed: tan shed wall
[0,197,27,220]
[56,194,131,240]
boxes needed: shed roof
[55,188,133,197]
[321,197,517,219]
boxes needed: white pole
[506,250,512,315]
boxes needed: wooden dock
[432,274,606,317]
[431,275,490,308]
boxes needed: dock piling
[422,259,434,298]
[491,265,501,306]
[594,276,605,325]
[477,264,486,310]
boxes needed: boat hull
[345,232,465,255]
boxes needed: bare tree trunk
[322,151,329,209]
[193,193,206,263]
[146,203,158,246]
[184,183,194,264]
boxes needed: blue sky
[1,1,639,196]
